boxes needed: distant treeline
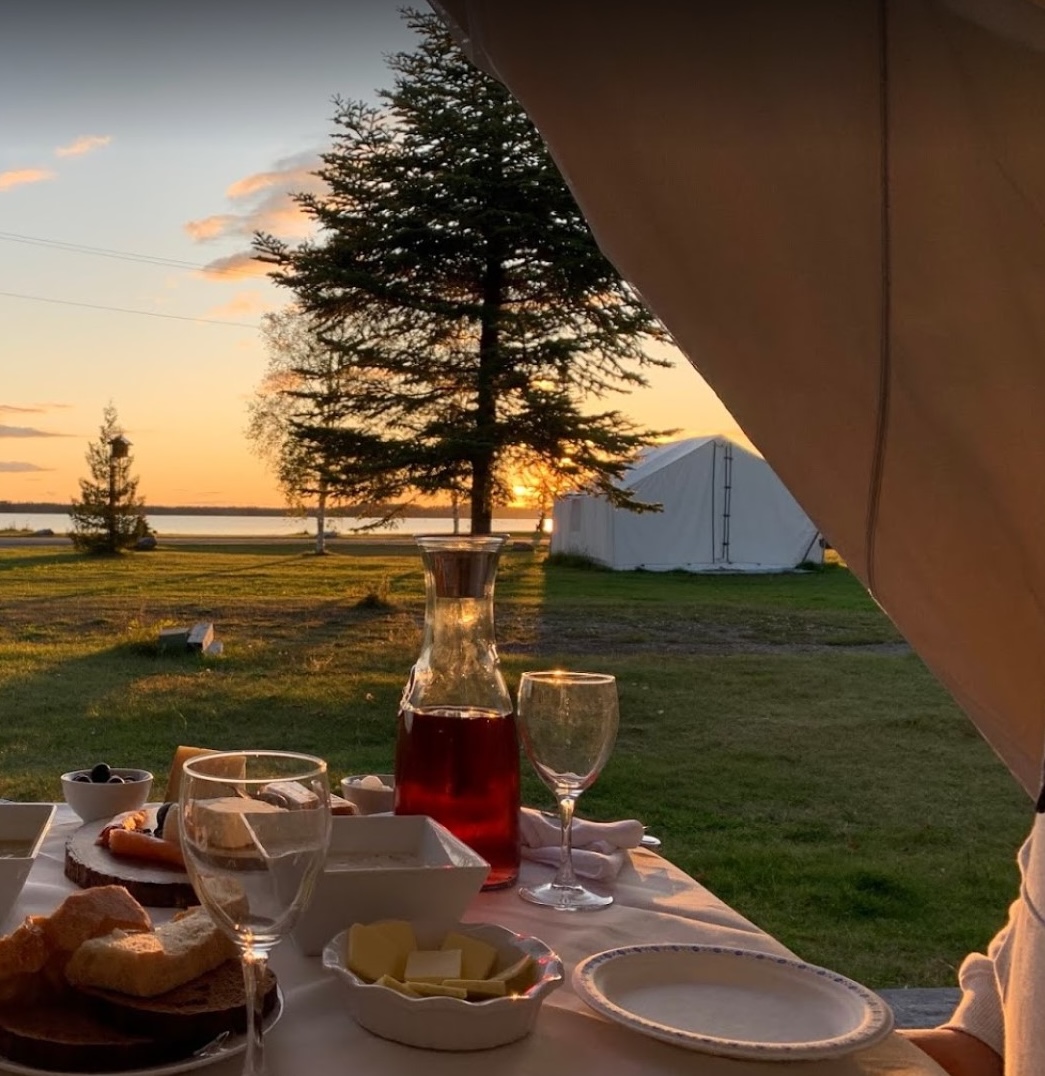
[0,501,537,519]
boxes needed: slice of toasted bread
[0,1000,187,1073]
[65,906,236,998]
[40,886,152,953]
[75,958,277,1044]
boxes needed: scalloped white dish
[573,944,893,1061]
[323,921,564,1051]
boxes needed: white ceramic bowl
[0,803,57,929]
[60,768,154,823]
[292,814,489,956]
[339,774,395,815]
[323,920,564,1050]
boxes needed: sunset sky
[1,0,745,509]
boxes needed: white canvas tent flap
[551,437,822,572]
[433,0,1045,794]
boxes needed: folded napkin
[519,807,645,882]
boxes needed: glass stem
[242,948,269,1076]
[553,793,580,889]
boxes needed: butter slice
[441,932,497,981]
[444,978,507,998]
[408,981,468,999]
[403,948,462,984]
[347,923,408,982]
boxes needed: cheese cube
[402,948,462,984]
[347,923,407,982]
[373,919,417,959]
[441,931,498,981]
[408,982,468,999]
[444,978,507,998]
[375,974,420,997]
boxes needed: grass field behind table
[0,540,1031,990]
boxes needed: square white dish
[0,803,57,929]
[292,814,489,956]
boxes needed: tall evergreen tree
[255,9,671,534]
[69,403,148,554]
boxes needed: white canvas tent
[550,438,823,572]
[433,0,1045,797]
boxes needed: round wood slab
[64,815,197,908]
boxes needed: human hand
[901,1028,1002,1076]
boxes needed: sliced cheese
[402,948,462,985]
[347,923,407,982]
[375,974,420,997]
[408,981,468,999]
[195,797,282,850]
[440,931,497,981]
[166,746,218,802]
[372,919,417,961]
[444,978,507,998]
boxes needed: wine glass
[517,671,619,911]
[179,751,331,1076]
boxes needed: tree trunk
[471,249,504,536]
[315,488,327,555]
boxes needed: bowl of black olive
[60,763,154,822]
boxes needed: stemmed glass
[517,671,619,911]
[179,751,331,1076]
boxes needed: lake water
[0,512,541,538]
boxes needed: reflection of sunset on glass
[0,2,743,510]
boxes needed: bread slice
[65,907,236,998]
[40,886,153,953]
[0,1000,184,1073]
[76,958,278,1043]
[0,918,50,1005]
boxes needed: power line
[0,231,260,278]
[0,289,259,328]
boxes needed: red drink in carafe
[395,705,520,889]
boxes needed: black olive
[90,763,112,783]
[72,772,92,783]
[107,774,125,784]
[154,801,174,834]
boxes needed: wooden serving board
[64,814,197,909]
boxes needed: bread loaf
[41,886,153,953]
[65,906,236,998]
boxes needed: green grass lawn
[0,542,1030,989]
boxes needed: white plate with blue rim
[572,944,894,1061]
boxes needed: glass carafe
[394,535,520,889]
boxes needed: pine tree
[69,403,148,554]
[254,9,672,534]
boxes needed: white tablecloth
[10,807,946,1076]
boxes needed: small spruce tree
[69,403,148,554]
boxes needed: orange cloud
[0,168,56,192]
[55,135,112,158]
[196,252,271,281]
[184,152,326,251]
[185,215,237,241]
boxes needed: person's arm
[900,1028,1003,1076]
